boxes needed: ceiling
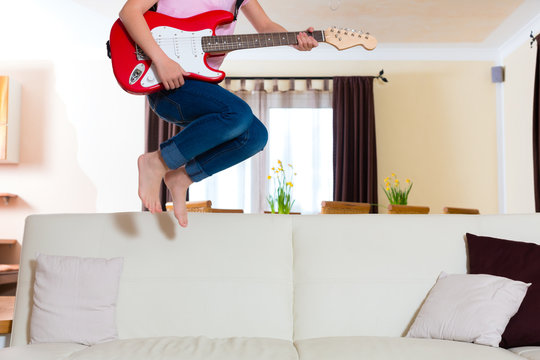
[235,0,539,50]
[77,0,540,59]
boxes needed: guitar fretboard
[201,31,325,53]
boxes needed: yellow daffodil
[267,160,296,214]
[382,173,413,206]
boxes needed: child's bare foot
[164,166,193,227]
[137,151,169,213]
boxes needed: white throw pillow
[30,253,124,345]
[407,272,530,347]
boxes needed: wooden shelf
[0,193,17,205]
[0,240,17,246]
[0,296,15,334]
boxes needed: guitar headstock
[323,27,377,51]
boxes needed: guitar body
[109,10,233,95]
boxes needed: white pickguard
[140,27,220,88]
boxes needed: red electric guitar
[108,10,377,95]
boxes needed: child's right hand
[153,55,189,90]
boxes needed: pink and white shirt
[156,0,252,69]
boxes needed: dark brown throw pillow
[466,233,540,348]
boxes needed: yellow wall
[223,60,499,214]
[502,41,537,213]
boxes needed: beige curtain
[219,78,332,213]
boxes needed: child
[119,0,318,227]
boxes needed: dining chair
[443,207,479,215]
[387,204,430,214]
[320,201,371,214]
[165,200,244,213]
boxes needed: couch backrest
[11,212,294,346]
[292,214,540,340]
[12,212,540,346]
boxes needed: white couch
[1,212,540,360]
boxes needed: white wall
[0,1,145,245]
[501,41,537,213]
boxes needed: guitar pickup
[135,45,149,61]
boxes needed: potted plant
[383,173,413,205]
[382,174,429,214]
[267,160,296,214]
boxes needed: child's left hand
[295,27,319,51]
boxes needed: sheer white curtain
[189,79,332,214]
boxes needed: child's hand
[295,27,318,51]
[153,55,189,90]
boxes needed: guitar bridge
[135,45,150,61]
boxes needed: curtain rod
[225,69,388,82]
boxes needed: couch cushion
[13,213,294,346]
[407,272,529,347]
[67,336,298,360]
[295,336,524,360]
[467,233,540,348]
[510,347,540,360]
[292,214,480,340]
[31,254,124,345]
[0,343,88,360]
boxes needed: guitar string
[138,34,335,51]
[147,34,321,44]
[143,32,359,47]
[142,30,325,42]
[136,38,306,51]
[138,37,312,52]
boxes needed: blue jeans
[147,80,268,182]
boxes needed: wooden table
[0,296,15,334]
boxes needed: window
[267,108,333,214]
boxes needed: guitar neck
[201,30,325,53]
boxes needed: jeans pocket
[148,92,185,124]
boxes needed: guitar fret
[288,32,297,45]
